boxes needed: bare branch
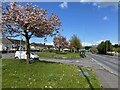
[28,32,34,39]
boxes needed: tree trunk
[58,46,61,52]
[74,48,76,53]
[25,32,30,64]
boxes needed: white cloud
[80,0,119,2]
[97,2,118,9]
[80,1,118,9]
[82,42,93,46]
[95,40,105,44]
[80,0,92,2]
[95,40,117,45]
[97,5,101,8]
[59,2,68,9]
[45,42,54,46]
[92,3,97,6]
[82,40,118,46]
[112,43,117,45]
[82,40,105,46]
[103,16,109,21]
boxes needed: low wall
[106,52,119,56]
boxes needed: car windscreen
[31,52,35,55]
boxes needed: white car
[15,51,40,60]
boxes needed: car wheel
[15,57,19,59]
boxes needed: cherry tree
[53,34,69,52]
[1,2,61,63]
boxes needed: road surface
[86,52,119,76]
[2,53,15,59]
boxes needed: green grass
[2,58,102,88]
[36,52,80,59]
[0,59,2,89]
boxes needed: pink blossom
[16,5,24,12]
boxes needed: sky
[2,2,119,46]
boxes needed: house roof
[0,38,54,48]
[31,42,45,47]
[46,45,54,48]
[31,43,54,48]
[0,38,12,44]
[0,38,25,45]
[8,38,25,44]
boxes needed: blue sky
[4,2,118,46]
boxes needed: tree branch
[6,35,20,38]
[28,32,34,39]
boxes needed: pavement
[1,52,119,89]
[87,52,119,76]
[86,53,119,89]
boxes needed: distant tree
[112,44,120,54]
[53,34,69,52]
[2,2,61,64]
[97,41,106,54]
[85,46,92,50]
[105,40,113,52]
[90,47,98,54]
[117,48,120,53]
[113,44,120,48]
[70,35,82,52]
[97,40,113,54]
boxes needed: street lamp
[19,32,22,59]
[20,32,22,50]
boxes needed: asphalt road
[2,53,15,59]
[86,52,119,76]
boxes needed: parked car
[15,51,40,60]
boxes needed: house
[0,38,13,51]
[8,38,26,50]
[0,38,26,51]
[0,38,54,51]
[30,42,45,51]
[46,45,54,50]
[30,43,54,51]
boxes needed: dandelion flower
[30,82,32,85]
[60,78,62,80]
[28,78,31,80]
[49,86,52,88]
[45,86,47,88]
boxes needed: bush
[49,49,56,53]
[90,47,98,54]
[55,51,67,54]
[117,48,120,53]
[1,50,15,53]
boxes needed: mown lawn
[36,52,80,59]
[0,59,2,90]
[2,59,102,88]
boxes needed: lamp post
[20,32,22,50]
[20,32,22,59]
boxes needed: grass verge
[2,58,102,88]
[36,52,80,59]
